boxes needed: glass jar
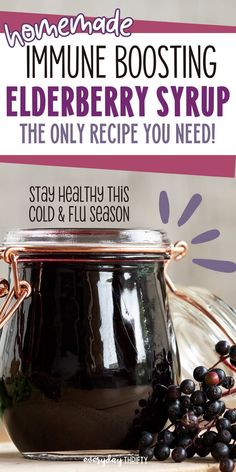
[169,284,236,409]
[0,229,181,459]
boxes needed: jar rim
[2,228,171,256]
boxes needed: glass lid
[2,228,172,256]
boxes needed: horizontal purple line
[1,12,236,33]
[0,155,235,178]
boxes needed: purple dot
[159,191,170,224]
[191,229,220,245]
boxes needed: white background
[0,33,236,155]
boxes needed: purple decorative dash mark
[192,258,236,273]
[191,229,220,244]
[159,191,170,224]
[158,191,236,274]
[178,194,202,227]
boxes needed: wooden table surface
[0,441,230,472]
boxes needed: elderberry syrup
[0,229,180,458]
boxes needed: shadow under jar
[0,229,180,459]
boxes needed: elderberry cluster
[215,340,236,367]
[138,340,236,472]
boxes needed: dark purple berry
[154,444,170,461]
[215,341,230,356]
[166,385,181,401]
[214,369,226,385]
[205,400,222,416]
[203,412,215,422]
[186,445,196,458]
[211,442,230,461]
[139,447,154,461]
[193,405,204,417]
[191,390,206,406]
[224,409,236,424]
[176,435,192,448]
[229,344,236,361]
[218,400,226,415]
[217,430,232,444]
[167,400,182,421]
[180,395,192,409]
[219,458,235,472]
[230,444,236,458]
[194,437,210,457]
[206,385,222,401]
[230,425,236,440]
[180,379,195,395]
[196,447,210,458]
[174,423,188,437]
[202,431,217,448]
[216,418,232,432]
[139,432,153,448]
[157,430,175,447]
[172,446,187,462]
[222,377,235,390]
[193,366,208,382]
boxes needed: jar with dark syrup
[0,229,181,459]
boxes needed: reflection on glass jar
[170,285,236,407]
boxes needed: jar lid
[2,228,172,257]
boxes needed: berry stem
[210,356,229,370]
[198,419,216,433]
[221,358,236,373]
[209,355,236,373]
[222,386,236,397]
